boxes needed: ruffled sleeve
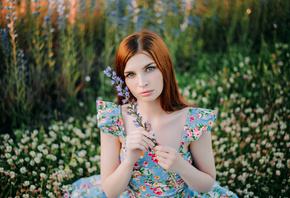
[96,100,124,137]
[183,107,217,142]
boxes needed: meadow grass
[0,0,289,197]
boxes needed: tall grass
[0,0,102,132]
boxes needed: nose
[138,74,148,87]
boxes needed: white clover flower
[10,171,15,178]
[5,153,11,159]
[225,127,232,133]
[33,129,38,136]
[15,148,21,155]
[23,181,30,186]
[7,158,13,164]
[29,185,36,192]
[77,157,84,164]
[29,151,36,157]
[37,145,44,152]
[78,150,87,158]
[6,145,12,152]
[85,140,91,146]
[88,167,93,173]
[32,171,37,176]
[37,152,43,158]
[47,184,51,189]
[201,97,208,104]
[191,91,197,98]
[0,167,4,173]
[86,128,92,136]
[23,194,29,198]
[4,134,10,141]
[20,167,27,174]
[69,161,77,167]
[71,138,78,145]
[92,166,97,172]
[35,157,41,164]
[68,117,74,122]
[68,124,73,130]
[85,162,91,168]
[30,160,35,166]
[52,125,59,131]
[242,127,249,132]
[62,135,70,142]
[21,137,27,144]
[49,131,57,139]
[74,128,85,138]
[43,149,48,155]
[59,159,64,165]
[60,143,65,149]
[78,168,83,175]
[48,191,56,198]
[52,143,59,150]
[40,173,47,179]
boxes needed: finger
[140,131,156,144]
[155,151,172,159]
[130,132,155,148]
[128,142,148,152]
[156,158,168,170]
[141,135,155,148]
[154,145,174,152]
[128,134,153,150]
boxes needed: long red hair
[114,30,190,112]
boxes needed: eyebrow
[124,62,156,74]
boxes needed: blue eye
[146,66,155,71]
[126,73,135,78]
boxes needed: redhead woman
[67,30,238,197]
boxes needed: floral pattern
[67,101,238,198]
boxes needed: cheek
[125,79,136,93]
[153,72,163,87]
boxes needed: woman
[68,30,237,197]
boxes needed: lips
[139,90,153,96]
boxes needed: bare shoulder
[168,106,191,120]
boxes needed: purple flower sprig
[103,66,158,145]
[126,102,152,132]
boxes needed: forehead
[125,53,155,71]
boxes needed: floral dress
[66,101,238,198]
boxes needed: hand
[125,129,155,165]
[154,146,185,174]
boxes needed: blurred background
[0,0,289,197]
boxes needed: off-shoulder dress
[67,101,238,198]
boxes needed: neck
[136,99,165,122]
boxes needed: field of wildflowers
[0,0,289,197]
